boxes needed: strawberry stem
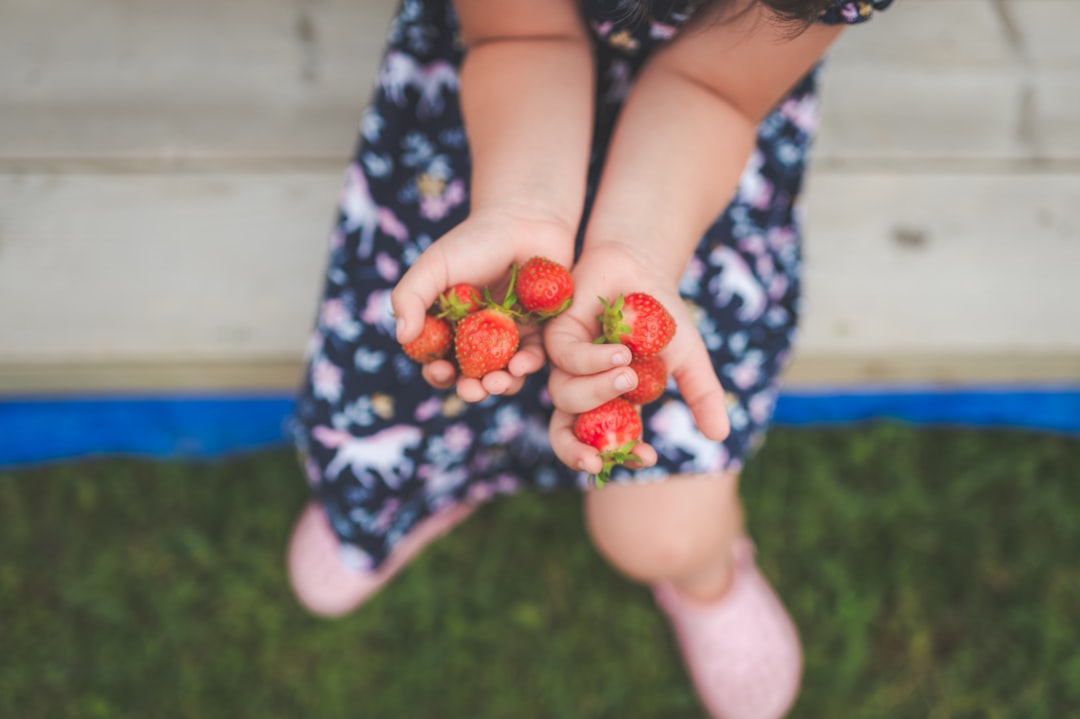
[588,440,642,488]
[596,294,632,346]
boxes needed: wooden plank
[2,0,1065,165]
[1004,0,1080,67]
[814,66,1031,162]
[798,171,1080,356]
[0,360,304,394]
[0,0,393,163]
[1,171,1078,392]
[2,354,1077,395]
[1033,74,1080,159]
[826,0,1016,68]
[0,171,337,360]
[782,354,1080,388]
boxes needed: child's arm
[546,4,844,474]
[392,0,594,401]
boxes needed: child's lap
[291,171,798,567]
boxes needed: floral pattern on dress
[292,0,891,570]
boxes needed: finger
[507,330,547,378]
[455,376,490,403]
[547,366,639,415]
[480,370,527,396]
[623,441,659,470]
[421,359,458,390]
[390,246,448,343]
[549,409,605,475]
[545,319,631,375]
[669,341,731,442]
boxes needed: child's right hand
[391,207,576,402]
[543,243,731,477]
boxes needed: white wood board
[0,171,338,361]
[1032,75,1080,159]
[1004,0,1080,67]
[814,66,1031,162]
[799,171,1080,357]
[3,0,1070,165]
[826,0,1016,69]
[0,0,394,163]
[1,171,1077,372]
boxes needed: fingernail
[614,373,633,391]
[611,351,629,366]
[576,460,588,471]
[395,317,405,339]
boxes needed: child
[288,0,892,717]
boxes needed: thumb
[670,340,731,442]
[391,247,448,343]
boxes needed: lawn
[1,423,1078,718]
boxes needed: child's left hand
[392,207,575,402]
[543,243,731,477]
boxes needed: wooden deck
[1,0,1077,392]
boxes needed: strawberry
[596,292,675,358]
[437,283,483,322]
[515,256,574,319]
[573,398,643,487]
[622,355,667,405]
[453,267,521,378]
[454,309,519,377]
[401,315,453,363]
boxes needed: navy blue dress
[291,0,893,572]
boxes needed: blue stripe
[1,387,1077,468]
[772,386,1080,434]
[0,395,297,468]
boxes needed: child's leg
[587,472,802,719]
[584,471,743,601]
[288,500,477,618]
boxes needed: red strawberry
[401,315,453,363]
[453,264,524,377]
[437,283,483,322]
[515,256,574,319]
[622,355,667,405]
[454,308,519,377]
[596,292,675,358]
[573,398,643,487]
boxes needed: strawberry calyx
[592,292,675,358]
[529,295,573,323]
[483,263,526,321]
[436,283,482,323]
[591,440,642,488]
[593,294,632,347]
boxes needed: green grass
[1,423,1078,718]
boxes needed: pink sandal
[287,501,476,618]
[653,537,803,719]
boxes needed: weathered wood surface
[0,172,334,361]
[1,170,1076,390]
[0,0,1077,392]
[3,0,1076,165]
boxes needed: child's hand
[544,243,731,477]
[392,207,575,402]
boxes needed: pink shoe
[288,501,475,618]
[653,538,803,719]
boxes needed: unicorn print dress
[292,0,893,571]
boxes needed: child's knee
[584,472,742,583]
